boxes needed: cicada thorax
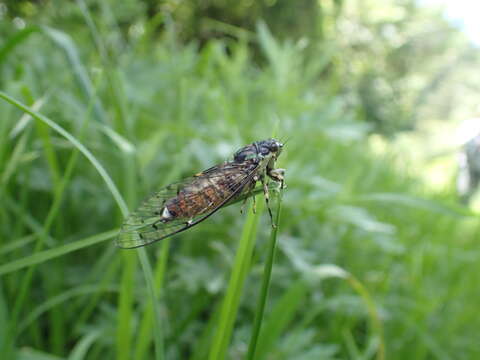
[161,159,259,221]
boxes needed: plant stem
[246,188,283,360]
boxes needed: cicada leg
[240,197,247,214]
[264,167,286,227]
[261,176,276,229]
[240,178,257,214]
[268,168,285,189]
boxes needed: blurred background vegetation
[1,0,479,359]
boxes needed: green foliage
[3,0,480,135]
[1,1,480,360]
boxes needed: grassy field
[1,7,480,360]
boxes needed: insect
[116,138,285,249]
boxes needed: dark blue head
[234,138,283,162]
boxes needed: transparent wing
[116,161,260,249]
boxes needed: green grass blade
[0,229,118,276]
[18,284,117,334]
[74,250,120,326]
[1,131,29,187]
[208,199,264,360]
[0,282,7,350]
[246,189,283,360]
[134,240,170,360]
[0,26,40,64]
[67,330,103,360]
[311,264,385,360]
[346,274,385,360]
[4,198,55,245]
[41,26,107,124]
[0,91,128,216]
[116,251,137,360]
[136,248,166,360]
[16,348,64,360]
[190,301,221,360]
[5,91,97,356]
[254,280,308,359]
[357,192,474,217]
[0,235,35,256]
[8,91,48,139]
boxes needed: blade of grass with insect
[208,198,264,360]
[246,188,283,360]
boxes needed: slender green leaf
[255,280,308,360]
[0,91,128,216]
[247,189,283,360]
[68,330,103,360]
[208,199,264,360]
[0,229,117,276]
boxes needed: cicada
[116,138,285,248]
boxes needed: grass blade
[136,248,165,360]
[311,264,385,360]
[18,284,117,333]
[208,199,264,360]
[0,229,117,276]
[68,330,103,360]
[134,240,170,360]
[42,26,107,124]
[0,26,40,64]
[254,280,308,359]
[0,91,128,216]
[246,189,283,360]
[116,251,137,360]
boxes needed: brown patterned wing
[116,160,260,248]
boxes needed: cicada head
[257,138,283,159]
[234,138,284,162]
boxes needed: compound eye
[270,142,279,152]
